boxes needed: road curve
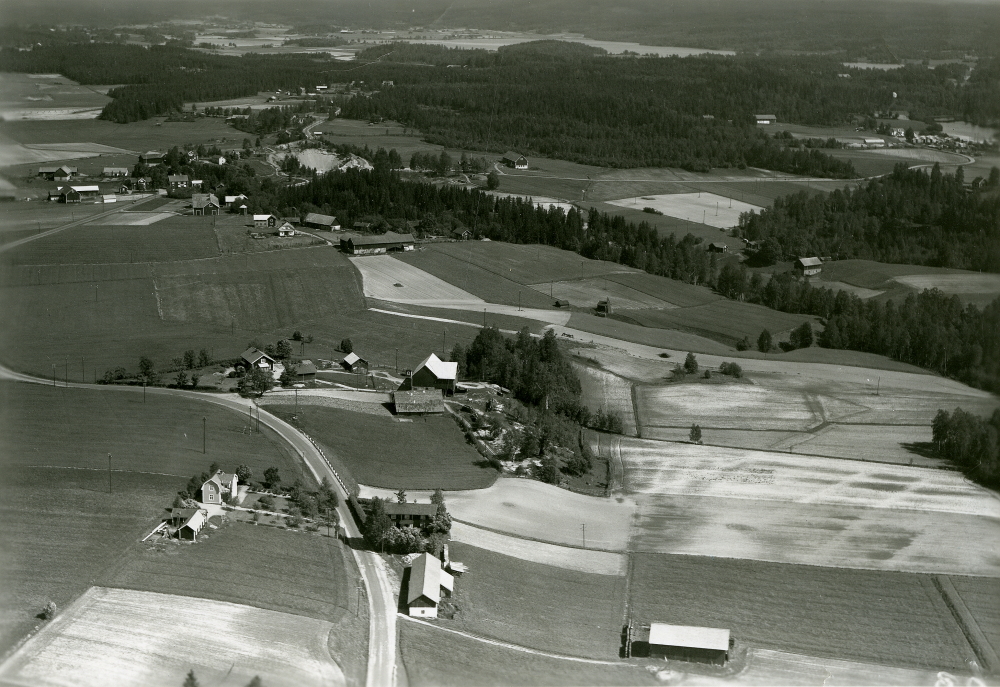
[0,364,397,687]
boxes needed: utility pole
[82,358,85,384]
[395,348,398,373]
[108,453,112,493]
[582,523,586,548]
[876,376,880,396]
[143,380,146,403]
[295,388,298,412]
[52,364,56,386]
[65,356,68,386]
[203,417,206,454]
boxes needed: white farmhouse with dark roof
[407,552,454,618]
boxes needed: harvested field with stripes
[636,383,823,431]
[530,277,677,310]
[351,254,483,304]
[0,587,343,687]
[606,192,762,229]
[605,271,720,308]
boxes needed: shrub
[40,601,57,620]
[719,362,743,378]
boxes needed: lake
[403,36,734,57]
[939,122,999,144]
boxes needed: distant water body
[403,36,734,57]
[939,122,999,143]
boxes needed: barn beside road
[646,623,730,665]
[341,231,415,255]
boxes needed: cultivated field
[575,363,638,436]
[398,619,652,687]
[449,522,626,575]
[443,478,635,551]
[0,73,110,123]
[820,259,1000,307]
[606,192,762,229]
[265,404,497,490]
[893,273,1000,298]
[0,381,310,655]
[605,272,721,308]
[636,383,822,431]
[0,587,344,687]
[531,277,677,310]
[445,542,627,658]
[561,315,736,355]
[628,300,815,345]
[629,554,978,672]
[351,254,483,304]
[0,116,242,153]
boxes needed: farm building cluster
[155,468,248,543]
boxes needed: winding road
[0,363,398,687]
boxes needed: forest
[932,408,1000,489]
[738,164,1000,272]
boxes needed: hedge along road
[0,194,164,255]
[0,362,397,687]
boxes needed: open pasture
[395,247,553,308]
[530,276,677,310]
[575,363,637,436]
[0,116,241,152]
[606,192,763,229]
[561,314,735,355]
[445,542,626,658]
[893,273,1000,299]
[423,241,639,286]
[629,554,977,672]
[617,436,999,518]
[605,271,720,308]
[773,423,936,464]
[107,522,352,621]
[820,259,1000,306]
[398,619,651,687]
[627,300,814,345]
[266,404,497,490]
[587,200,721,244]
[445,478,635,551]
[0,202,107,237]
[0,381,308,654]
[681,178,851,205]
[635,383,821,431]
[0,587,344,687]
[351,254,483,304]
[449,522,625,575]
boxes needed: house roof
[304,212,338,226]
[39,165,77,173]
[709,242,727,249]
[343,352,367,366]
[415,353,457,381]
[192,193,219,209]
[167,175,189,182]
[385,502,439,516]
[205,469,237,490]
[648,623,730,652]
[277,221,295,232]
[754,114,777,119]
[180,509,207,532]
[103,167,129,173]
[68,185,99,192]
[393,388,445,414]
[142,151,165,157]
[296,360,317,375]
[253,214,275,221]
[796,257,823,268]
[170,507,199,520]
[407,552,442,605]
[224,194,248,203]
[349,231,415,247]
[502,151,524,160]
[242,347,275,365]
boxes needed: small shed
[755,114,777,125]
[295,360,317,380]
[647,623,730,665]
[554,299,569,307]
[242,347,276,370]
[392,388,445,414]
[708,242,728,253]
[794,256,823,277]
[342,352,369,372]
[178,509,207,541]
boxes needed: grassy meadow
[629,553,978,672]
[0,116,242,152]
[267,404,498,490]
[446,543,627,658]
[627,300,816,346]
[0,380,310,656]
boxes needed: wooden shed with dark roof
[392,388,445,415]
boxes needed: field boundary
[933,575,1000,673]
[398,614,622,665]
[451,517,622,554]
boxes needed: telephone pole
[582,523,586,548]
[108,453,112,493]
[202,417,206,454]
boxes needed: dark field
[446,543,626,658]
[947,575,1000,662]
[630,553,978,672]
[0,116,241,151]
[0,381,309,655]
[267,405,497,490]
[369,299,549,335]
[628,300,816,345]
[399,620,653,687]
[565,312,733,355]
[106,521,352,621]
[605,272,720,308]
[588,201,727,246]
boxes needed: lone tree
[183,670,200,687]
[486,170,500,190]
[790,322,814,349]
[684,352,699,374]
[395,489,407,504]
[238,367,274,397]
[757,329,773,353]
[340,338,353,354]
[689,424,702,443]
[236,464,253,483]
[263,467,281,490]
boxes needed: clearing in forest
[606,192,763,228]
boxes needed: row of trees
[932,408,1000,488]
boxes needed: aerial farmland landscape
[0,1,998,686]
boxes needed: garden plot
[618,437,999,517]
[529,277,677,310]
[606,192,763,229]
[444,478,635,551]
[352,255,483,304]
[0,587,343,687]
[636,384,821,431]
[631,494,1000,576]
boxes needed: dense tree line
[738,164,1000,272]
[932,408,1000,489]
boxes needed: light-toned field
[0,587,343,687]
[606,192,763,228]
[451,522,625,575]
[863,147,971,164]
[352,254,483,304]
[636,384,825,431]
[444,478,635,551]
[575,363,637,436]
[892,273,1000,296]
[771,423,935,463]
[0,141,132,166]
[90,211,176,226]
[530,276,677,310]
